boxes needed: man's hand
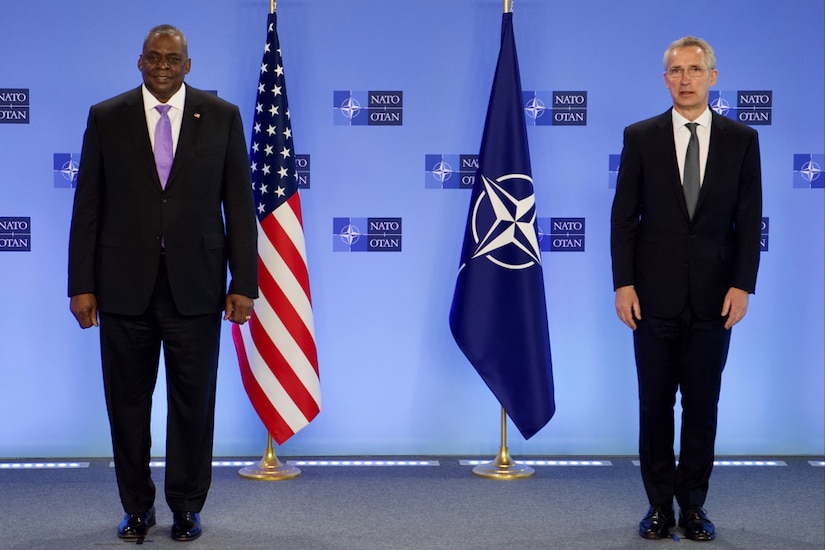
[70,293,99,329]
[615,285,641,330]
[225,294,254,325]
[721,287,749,329]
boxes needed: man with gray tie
[68,24,257,542]
[610,36,762,541]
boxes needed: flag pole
[239,433,301,480]
[237,0,302,481]
[453,0,547,479]
[472,408,535,479]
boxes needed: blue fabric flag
[449,12,555,440]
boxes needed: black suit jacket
[69,85,258,315]
[611,108,762,319]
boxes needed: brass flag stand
[472,408,535,479]
[239,434,301,480]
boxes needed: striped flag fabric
[232,12,320,445]
[449,11,555,440]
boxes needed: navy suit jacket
[611,108,762,320]
[68,85,258,315]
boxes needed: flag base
[239,457,301,481]
[238,435,301,481]
[472,407,536,479]
[473,407,536,480]
[472,449,535,480]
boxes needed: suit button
[161,198,168,203]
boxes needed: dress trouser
[99,256,221,514]
[633,305,731,510]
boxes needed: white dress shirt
[142,83,186,155]
[672,107,712,187]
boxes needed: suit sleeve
[68,107,103,297]
[610,125,642,290]
[222,106,259,299]
[731,129,762,294]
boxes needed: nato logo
[537,217,585,252]
[760,217,769,252]
[793,154,824,188]
[0,217,31,251]
[296,154,310,189]
[523,91,587,126]
[0,88,29,124]
[333,217,402,252]
[333,90,403,126]
[54,153,80,188]
[608,154,621,189]
[424,154,477,189]
[709,90,772,125]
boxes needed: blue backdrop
[1,0,822,458]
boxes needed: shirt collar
[672,106,712,129]
[142,83,186,113]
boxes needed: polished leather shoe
[172,511,202,541]
[117,506,156,539]
[679,505,716,541]
[639,505,675,539]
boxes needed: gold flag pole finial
[472,408,535,479]
[271,0,276,14]
[239,434,302,480]
[504,0,513,13]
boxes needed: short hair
[663,36,716,70]
[143,24,188,57]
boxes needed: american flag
[232,12,320,445]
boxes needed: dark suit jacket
[68,85,258,315]
[611,108,762,320]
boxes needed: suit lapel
[655,111,692,220]
[696,111,727,215]
[167,88,204,189]
[119,87,161,188]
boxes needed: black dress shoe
[679,505,716,541]
[639,505,675,539]
[172,511,202,541]
[117,506,156,539]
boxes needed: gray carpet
[0,457,822,549]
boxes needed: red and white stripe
[232,192,320,444]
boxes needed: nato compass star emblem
[53,153,80,188]
[338,223,361,247]
[467,173,542,270]
[431,160,454,185]
[711,95,731,116]
[339,96,361,121]
[60,158,79,181]
[524,96,547,122]
[800,159,823,184]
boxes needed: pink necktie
[154,104,173,188]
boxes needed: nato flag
[449,12,555,440]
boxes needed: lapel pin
[194,113,201,118]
